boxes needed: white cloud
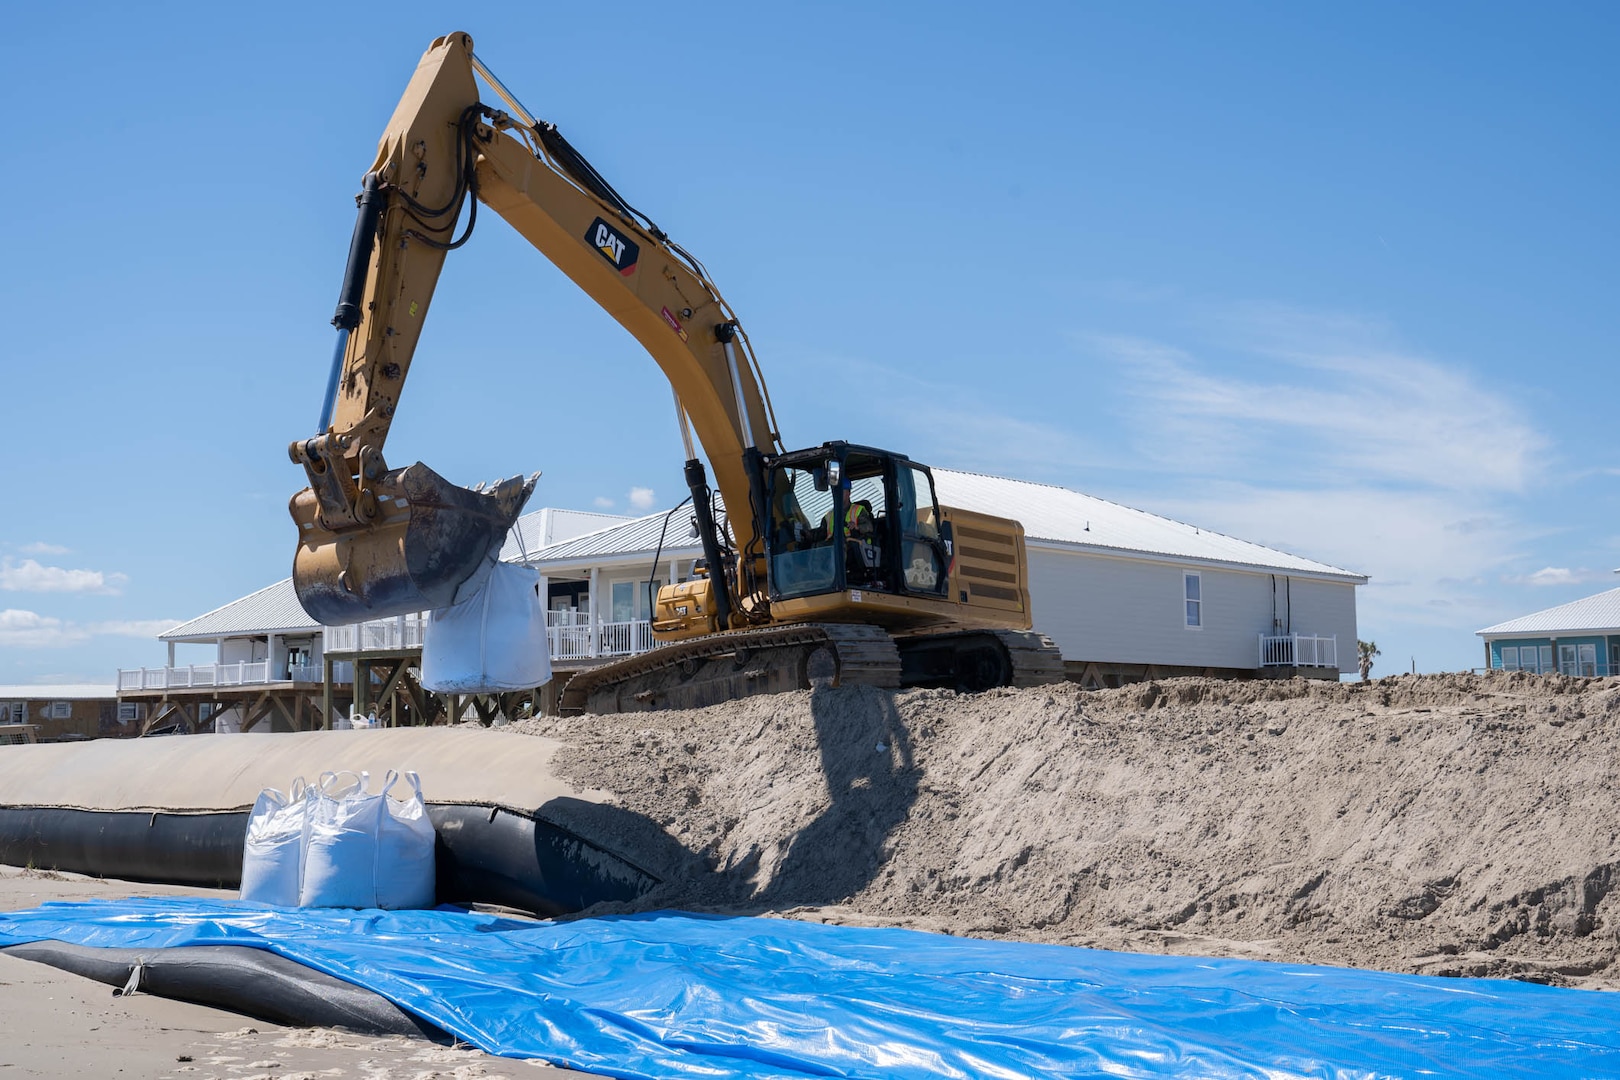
[1507,567,1615,588]
[0,609,88,647]
[0,557,127,595]
[18,542,70,556]
[0,610,178,648]
[1090,314,1544,494]
[627,487,656,512]
[89,618,181,638]
[593,496,615,509]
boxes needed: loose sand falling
[515,672,1620,989]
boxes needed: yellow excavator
[289,33,1063,714]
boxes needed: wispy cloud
[1505,567,1616,588]
[592,496,615,509]
[89,618,180,638]
[18,542,70,556]
[0,610,86,647]
[0,610,177,648]
[1089,309,1545,494]
[0,557,127,595]
[627,487,656,512]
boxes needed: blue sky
[1,1,1614,681]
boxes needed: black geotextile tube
[0,808,248,887]
[1,941,445,1039]
[0,804,658,914]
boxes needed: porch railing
[114,661,347,691]
[320,611,659,664]
[323,614,427,654]
[547,610,657,660]
[1259,633,1338,669]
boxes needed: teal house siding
[1479,587,1620,676]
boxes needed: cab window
[768,465,837,598]
[896,465,947,596]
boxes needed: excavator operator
[818,488,880,586]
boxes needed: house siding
[1026,547,1357,670]
[0,696,127,741]
[1488,634,1620,676]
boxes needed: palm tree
[1357,640,1381,682]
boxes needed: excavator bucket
[290,463,535,626]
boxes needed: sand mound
[513,672,1620,988]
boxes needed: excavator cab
[764,443,952,603]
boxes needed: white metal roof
[932,470,1363,581]
[526,471,1363,582]
[523,509,700,567]
[1477,587,1620,638]
[160,578,317,642]
[0,684,119,700]
[498,507,632,562]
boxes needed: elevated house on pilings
[119,507,629,732]
[117,580,343,734]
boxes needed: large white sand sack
[421,561,550,693]
[298,770,437,910]
[376,770,436,910]
[238,778,307,906]
[300,771,384,908]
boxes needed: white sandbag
[238,778,307,906]
[299,771,383,909]
[420,560,551,693]
[376,770,436,910]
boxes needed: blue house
[1477,584,1620,676]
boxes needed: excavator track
[894,629,1067,692]
[558,623,901,716]
[558,624,1066,715]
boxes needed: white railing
[1259,634,1338,669]
[548,610,595,661]
[323,614,427,654]
[546,611,657,661]
[115,660,351,691]
[118,661,269,690]
[322,611,658,664]
[599,619,657,657]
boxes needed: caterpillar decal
[586,217,639,276]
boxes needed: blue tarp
[2,898,1618,1079]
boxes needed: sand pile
[513,672,1620,988]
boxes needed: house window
[48,701,72,719]
[610,580,661,623]
[1540,645,1553,672]
[1559,645,1578,676]
[1,702,22,724]
[118,702,146,723]
[1500,646,1518,671]
[1184,573,1201,629]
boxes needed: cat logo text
[585,217,639,276]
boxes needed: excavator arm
[290,32,781,627]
